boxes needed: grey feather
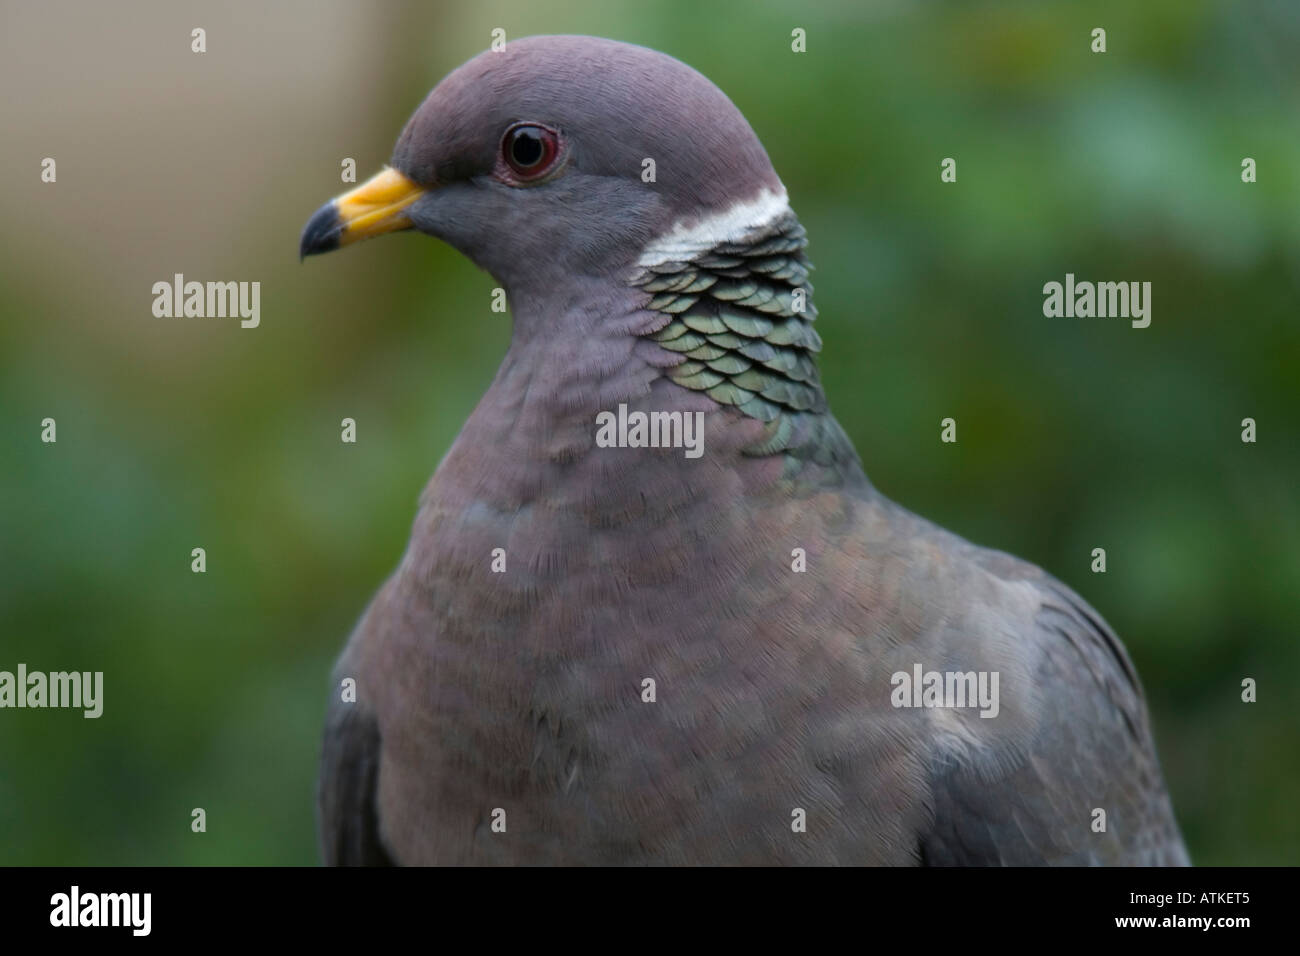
[309,34,1188,867]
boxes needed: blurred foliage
[1,0,1296,864]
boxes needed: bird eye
[502,123,560,179]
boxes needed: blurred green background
[1,0,1296,865]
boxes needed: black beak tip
[300,202,342,261]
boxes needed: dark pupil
[511,129,544,167]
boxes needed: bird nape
[302,35,1188,866]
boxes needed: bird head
[299,35,787,296]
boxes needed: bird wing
[317,621,394,866]
[914,540,1188,865]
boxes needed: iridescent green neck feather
[634,211,865,488]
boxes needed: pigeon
[302,35,1189,866]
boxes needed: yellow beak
[300,166,426,258]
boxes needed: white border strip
[637,187,790,268]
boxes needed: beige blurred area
[0,0,472,376]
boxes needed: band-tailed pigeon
[302,35,1188,866]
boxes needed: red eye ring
[501,123,561,180]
